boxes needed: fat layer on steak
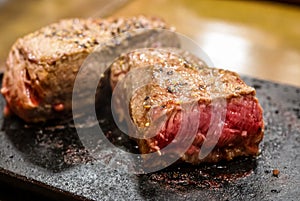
[110,48,264,164]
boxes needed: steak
[110,49,264,164]
[1,16,179,122]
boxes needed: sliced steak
[1,16,179,122]
[110,49,264,164]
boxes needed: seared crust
[110,48,207,89]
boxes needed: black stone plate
[0,75,299,201]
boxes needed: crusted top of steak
[16,16,170,64]
[110,48,207,89]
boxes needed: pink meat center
[151,96,263,152]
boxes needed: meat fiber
[1,16,179,122]
[110,49,264,164]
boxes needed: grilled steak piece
[110,49,264,164]
[1,16,179,122]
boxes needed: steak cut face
[110,48,264,164]
[1,16,179,122]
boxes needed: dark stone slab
[0,75,299,201]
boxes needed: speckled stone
[0,75,300,200]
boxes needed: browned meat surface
[1,16,178,122]
[110,49,264,164]
[110,48,207,89]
